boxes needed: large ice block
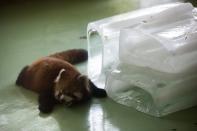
[87,2,193,88]
[87,2,197,117]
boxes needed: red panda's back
[24,57,80,93]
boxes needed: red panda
[16,49,107,113]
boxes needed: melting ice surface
[88,3,197,117]
[119,7,197,73]
[87,2,196,88]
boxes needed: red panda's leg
[89,80,107,98]
[38,88,60,114]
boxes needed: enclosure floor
[0,1,197,131]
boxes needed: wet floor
[0,0,197,131]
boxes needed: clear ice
[87,2,197,117]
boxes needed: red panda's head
[53,68,91,106]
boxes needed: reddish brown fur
[22,57,81,93]
[16,49,87,94]
[16,49,106,113]
[49,49,88,64]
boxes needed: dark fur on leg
[89,80,107,98]
[16,66,28,86]
[38,88,59,114]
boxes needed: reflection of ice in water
[88,104,119,131]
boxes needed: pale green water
[0,0,197,131]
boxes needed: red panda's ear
[77,74,87,82]
[77,75,90,91]
[77,75,88,85]
[54,68,66,83]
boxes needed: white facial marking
[55,91,60,99]
[54,68,66,83]
[74,92,83,100]
[60,94,65,100]
[64,95,73,102]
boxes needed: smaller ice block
[119,20,197,73]
[106,63,197,117]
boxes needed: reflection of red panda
[16,49,107,113]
